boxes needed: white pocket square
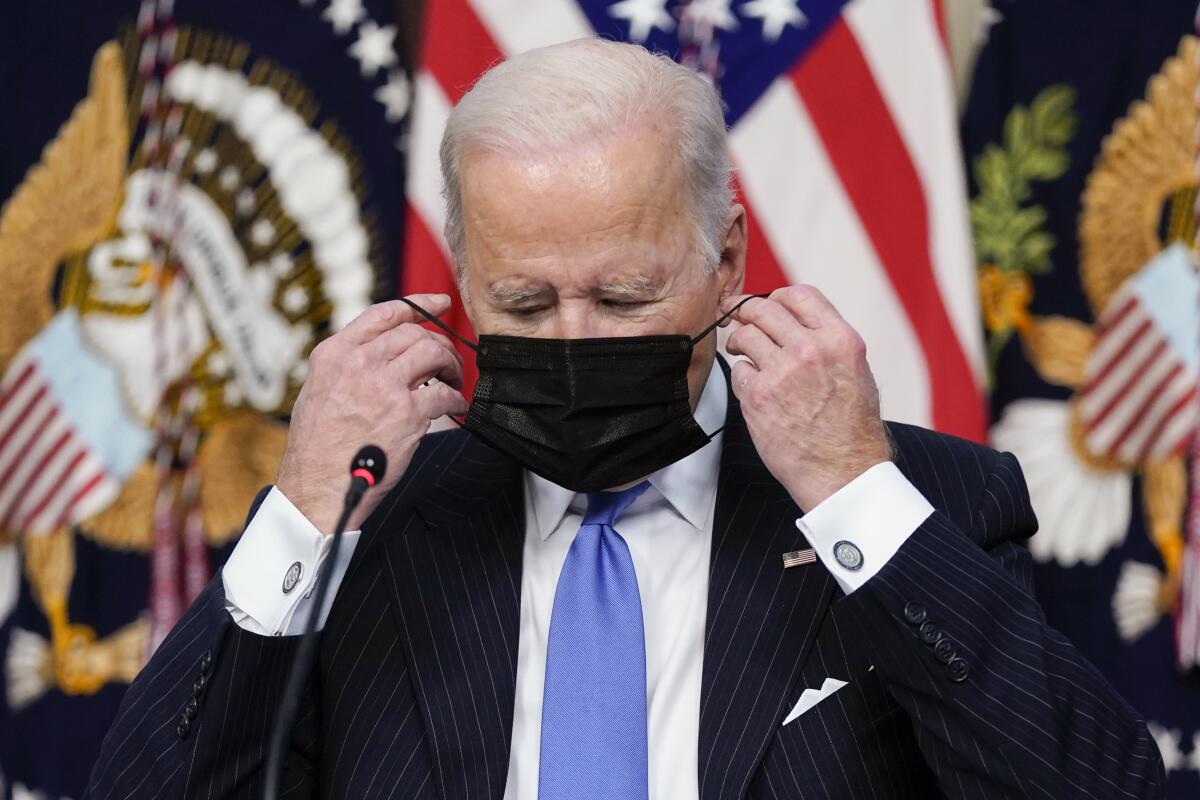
[782,677,849,726]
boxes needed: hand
[275,294,469,532]
[720,286,892,511]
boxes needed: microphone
[262,445,387,800]
[346,444,387,507]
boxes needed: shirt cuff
[795,461,933,595]
[222,486,362,636]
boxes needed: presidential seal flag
[0,0,410,795]
[963,0,1200,794]
[402,0,987,439]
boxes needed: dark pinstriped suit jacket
[86,380,1165,799]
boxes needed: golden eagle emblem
[0,27,380,704]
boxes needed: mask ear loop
[691,292,772,440]
[690,292,771,345]
[399,296,476,428]
[399,296,479,351]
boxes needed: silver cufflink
[833,540,863,571]
[782,549,817,568]
[282,561,303,594]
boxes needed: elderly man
[88,38,1161,799]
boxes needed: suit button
[176,718,191,739]
[199,650,213,676]
[918,620,940,645]
[184,697,199,720]
[903,602,927,625]
[193,675,207,698]
[948,657,970,682]
[934,638,956,663]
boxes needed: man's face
[457,127,745,407]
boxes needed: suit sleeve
[85,490,321,799]
[841,451,1166,800]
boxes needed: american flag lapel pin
[782,549,817,569]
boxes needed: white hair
[439,38,733,278]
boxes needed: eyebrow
[487,284,553,305]
[596,276,664,298]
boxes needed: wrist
[787,455,892,512]
[274,476,342,535]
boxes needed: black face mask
[400,294,765,492]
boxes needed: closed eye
[507,305,550,318]
[601,299,652,310]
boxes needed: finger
[771,285,842,329]
[339,294,452,346]
[365,322,463,367]
[391,335,465,390]
[413,381,469,420]
[725,322,781,368]
[729,358,758,396]
[727,297,806,348]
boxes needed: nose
[548,301,599,339]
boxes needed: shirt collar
[526,360,727,540]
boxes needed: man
[87,38,1163,799]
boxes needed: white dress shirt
[222,361,933,799]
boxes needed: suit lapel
[377,433,525,800]
[698,381,837,800]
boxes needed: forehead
[457,129,695,287]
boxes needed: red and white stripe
[403,0,985,440]
[1078,293,1200,463]
[0,353,118,536]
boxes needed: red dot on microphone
[351,468,377,487]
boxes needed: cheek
[685,336,719,408]
[677,271,727,323]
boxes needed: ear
[716,204,747,300]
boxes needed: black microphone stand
[261,446,386,800]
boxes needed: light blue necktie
[539,481,651,800]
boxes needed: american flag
[1078,243,1200,465]
[0,355,114,536]
[402,0,986,441]
[0,311,152,537]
